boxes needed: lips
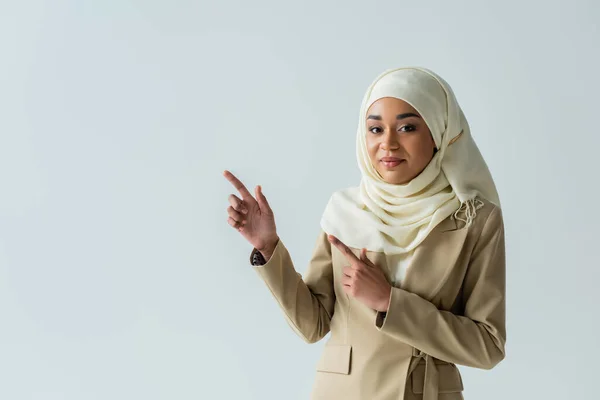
[381,159,403,167]
[381,157,402,162]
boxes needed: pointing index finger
[328,234,359,264]
[223,170,253,200]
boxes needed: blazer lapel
[401,216,468,302]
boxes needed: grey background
[1,0,598,399]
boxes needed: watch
[250,248,267,266]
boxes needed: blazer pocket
[315,344,352,375]
[411,363,464,394]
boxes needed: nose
[380,129,400,150]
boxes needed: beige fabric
[252,198,505,400]
[320,67,501,255]
[387,249,414,287]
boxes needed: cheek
[366,138,379,160]
[405,135,435,162]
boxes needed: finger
[223,170,254,201]
[227,216,244,231]
[255,185,272,213]
[343,284,355,296]
[360,248,375,268]
[328,235,360,264]
[341,274,352,287]
[227,206,247,225]
[342,266,354,277]
[228,194,247,214]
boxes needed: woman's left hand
[328,234,392,312]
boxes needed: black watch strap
[250,248,267,266]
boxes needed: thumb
[255,185,272,213]
[360,248,375,268]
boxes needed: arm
[375,206,506,369]
[251,229,335,344]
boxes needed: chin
[390,177,411,185]
[380,172,411,185]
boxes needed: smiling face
[365,97,437,185]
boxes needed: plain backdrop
[1,0,599,399]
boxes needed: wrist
[258,237,279,261]
[379,285,392,312]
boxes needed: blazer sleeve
[251,229,335,344]
[374,205,506,369]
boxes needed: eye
[368,126,383,134]
[399,124,417,132]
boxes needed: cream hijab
[319,67,500,255]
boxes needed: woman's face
[366,97,437,185]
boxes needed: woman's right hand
[223,170,279,255]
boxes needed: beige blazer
[251,198,506,400]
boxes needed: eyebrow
[366,113,421,121]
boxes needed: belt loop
[409,348,439,400]
[423,354,439,400]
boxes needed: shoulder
[322,186,363,215]
[327,186,360,202]
[475,197,502,224]
[467,197,505,244]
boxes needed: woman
[223,67,506,400]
